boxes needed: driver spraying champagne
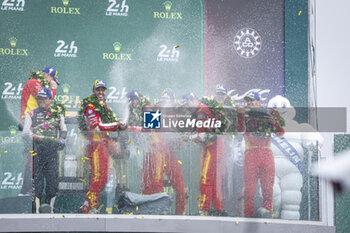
[78,80,127,214]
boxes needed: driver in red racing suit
[126,89,186,215]
[81,80,126,214]
[182,93,225,216]
[237,91,284,218]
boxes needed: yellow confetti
[114,204,119,210]
[62,214,65,218]
[142,215,145,218]
[156,211,159,215]
[137,149,140,155]
[164,162,166,167]
[128,139,131,144]
[0,154,1,157]
[136,206,139,211]
[80,178,86,184]
[106,131,109,136]
[28,150,34,153]
[84,156,89,160]
[51,137,56,140]
[82,158,86,163]
[175,45,180,48]
[177,160,182,165]
[32,153,37,157]
[52,216,55,219]
[4,150,7,153]
[298,10,302,15]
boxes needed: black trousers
[33,147,59,204]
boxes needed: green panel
[284,0,309,109]
[334,135,350,233]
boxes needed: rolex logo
[9,37,17,47]
[8,125,17,135]
[62,83,70,93]
[163,1,172,11]
[113,42,122,52]
[62,0,69,6]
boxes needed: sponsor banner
[0,128,24,197]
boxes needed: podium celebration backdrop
[0,0,309,212]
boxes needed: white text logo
[1,0,25,11]
[1,172,23,190]
[1,82,23,99]
[106,0,129,17]
[106,86,127,103]
[157,45,179,62]
[54,40,78,58]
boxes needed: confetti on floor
[175,45,180,48]
[62,214,65,218]
[4,150,7,153]
[32,153,37,157]
[164,162,167,167]
[84,156,89,160]
[178,160,182,165]
[80,178,86,184]
[136,206,138,211]
[106,131,109,136]
[128,139,131,144]
[298,10,302,15]
[52,137,56,140]
[137,149,140,155]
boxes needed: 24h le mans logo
[234,28,262,58]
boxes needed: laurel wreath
[78,95,118,134]
[199,96,228,134]
[34,101,66,135]
[28,71,51,89]
[224,96,235,107]
[245,108,285,137]
[128,95,151,127]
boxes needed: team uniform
[132,95,185,215]
[20,74,57,195]
[196,102,226,214]
[141,132,186,215]
[22,101,67,213]
[82,101,120,213]
[237,110,284,217]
